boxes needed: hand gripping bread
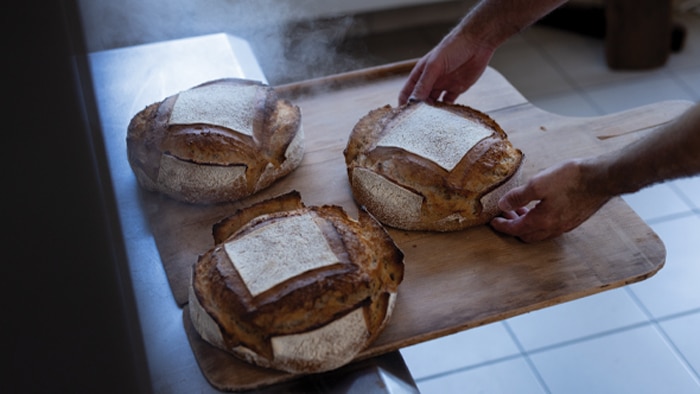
[126,78,304,204]
[188,191,404,374]
[344,101,523,231]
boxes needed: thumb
[498,184,539,212]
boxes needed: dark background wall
[4,2,150,393]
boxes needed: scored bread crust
[344,101,523,232]
[126,78,304,204]
[188,191,404,374]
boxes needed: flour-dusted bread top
[377,103,494,171]
[224,212,339,297]
[188,191,404,374]
[344,101,523,232]
[126,78,304,204]
[169,83,259,136]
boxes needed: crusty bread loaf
[344,101,523,231]
[188,191,404,374]
[126,78,304,204]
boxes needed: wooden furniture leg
[605,0,673,69]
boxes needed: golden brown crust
[126,78,304,204]
[212,190,306,244]
[189,191,404,373]
[344,101,523,231]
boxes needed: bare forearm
[491,104,700,242]
[586,103,700,197]
[456,0,569,48]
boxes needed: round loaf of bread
[188,191,404,374]
[344,101,523,232]
[126,78,304,204]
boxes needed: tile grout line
[519,28,606,116]
[624,286,700,386]
[516,320,663,355]
[645,209,699,226]
[411,352,523,385]
[412,320,554,393]
[668,181,700,211]
[667,68,700,101]
[520,25,700,116]
[656,307,700,322]
[502,320,552,394]
[413,306,700,388]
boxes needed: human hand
[398,31,495,105]
[490,159,611,242]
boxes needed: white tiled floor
[398,10,700,394]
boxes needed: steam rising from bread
[80,1,369,84]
